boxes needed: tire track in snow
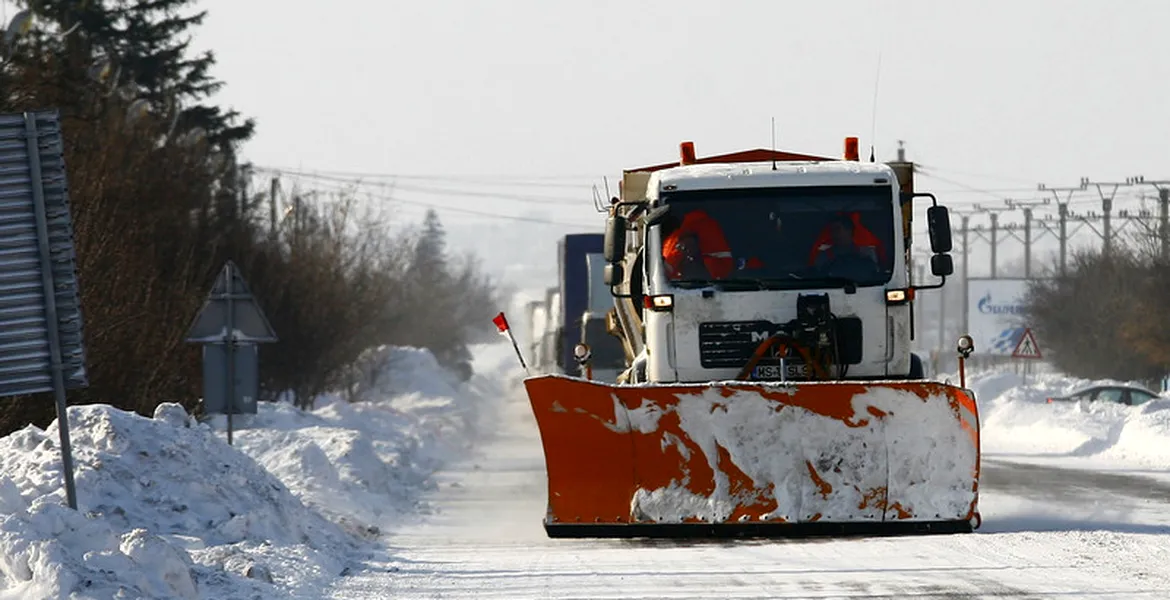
[983,459,1170,506]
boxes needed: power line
[916,163,1041,186]
[259,161,1159,237]
[253,165,601,188]
[272,176,601,229]
[257,168,589,207]
[918,170,1044,203]
[928,187,1056,196]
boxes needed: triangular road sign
[185,261,278,344]
[1012,327,1042,359]
[208,261,255,296]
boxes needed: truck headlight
[643,295,674,311]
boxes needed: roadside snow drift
[0,403,352,600]
[230,346,484,537]
[0,344,490,599]
[970,370,1170,472]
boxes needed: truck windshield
[656,185,896,288]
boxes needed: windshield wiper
[781,275,859,294]
[671,277,859,293]
[674,279,783,291]
[712,279,769,291]
[670,279,716,289]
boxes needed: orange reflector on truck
[523,375,981,537]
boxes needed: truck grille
[697,319,864,369]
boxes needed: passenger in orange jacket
[662,210,734,280]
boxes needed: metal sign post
[0,110,92,510]
[185,261,277,444]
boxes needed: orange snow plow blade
[524,375,981,538]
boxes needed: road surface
[327,379,1170,599]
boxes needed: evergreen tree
[14,0,254,150]
[411,209,448,278]
[402,210,472,377]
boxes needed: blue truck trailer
[556,234,604,372]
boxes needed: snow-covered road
[328,376,1170,599]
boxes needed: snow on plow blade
[524,375,981,539]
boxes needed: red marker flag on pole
[492,311,529,373]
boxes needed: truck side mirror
[644,205,670,227]
[604,263,624,286]
[931,253,954,277]
[927,205,953,253]
[604,215,627,263]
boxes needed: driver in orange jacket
[808,212,886,267]
[662,210,735,280]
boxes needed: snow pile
[0,343,499,599]
[970,369,1170,471]
[228,345,487,537]
[0,403,352,599]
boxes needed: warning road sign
[1012,328,1042,359]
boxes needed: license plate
[751,363,808,380]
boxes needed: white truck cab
[602,141,955,385]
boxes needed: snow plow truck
[523,138,981,538]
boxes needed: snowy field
[3,333,1170,597]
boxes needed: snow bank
[0,403,351,599]
[0,344,496,599]
[969,369,1170,472]
[229,346,486,537]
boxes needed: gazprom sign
[976,292,1027,317]
[967,279,1030,356]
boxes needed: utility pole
[1163,188,1169,260]
[1083,178,1131,256]
[958,213,972,335]
[972,203,1015,279]
[1004,198,1051,278]
[1162,187,1169,260]
[1038,182,1087,276]
[1126,176,1170,260]
[269,176,279,242]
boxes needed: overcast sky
[188,0,1169,181]
[7,0,1169,286]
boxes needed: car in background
[1047,384,1162,406]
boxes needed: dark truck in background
[556,234,624,379]
[557,234,602,373]
[581,251,626,381]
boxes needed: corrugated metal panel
[0,111,89,397]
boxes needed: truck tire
[909,353,925,380]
